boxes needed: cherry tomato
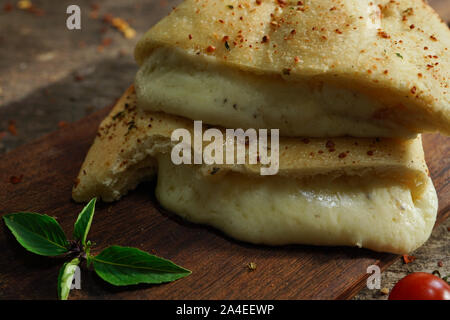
[389,272,450,300]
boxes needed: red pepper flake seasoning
[89,4,100,19]
[367,150,374,156]
[100,37,112,48]
[282,68,291,75]
[430,35,438,42]
[402,255,416,264]
[418,73,423,78]
[335,29,342,34]
[424,46,428,50]
[188,34,192,40]
[383,70,389,75]
[291,29,296,35]
[438,261,444,267]
[206,45,216,53]
[294,56,300,63]
[329,6,337,11]
[10,175,23,184]
[409,24,415,29]
[7,120,17,136]
[103,13,113,23]
[3,2,13,12]
[74,73,84,82]
[255,0,262,5]
[411,86,417,94]
[58,121,68,128]
[338,152,347,159]
[262,35,270,43]
[377,30,390,39]
[277,0,287,7]
[222,35,229,42]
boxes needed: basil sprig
[3,212,69,256]
[90,246,191,286]
[3,198,191,300]
[73,198,96,247]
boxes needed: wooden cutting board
[0,107,448,300]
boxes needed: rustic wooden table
[0,0,448,300]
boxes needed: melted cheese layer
[135,47,414,138]
[155,154,437,254]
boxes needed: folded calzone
[134,0,450,137]
[73,87,438,254]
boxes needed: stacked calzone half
[135,0,450,137]
[73,0,449,254]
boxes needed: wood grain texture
[0,107,448,300]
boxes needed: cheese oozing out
[135,47,415,138]
[155,154,437,254]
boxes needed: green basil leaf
[3,212,69,256]
[92,245,191,286]
[57,258,80,300]
[73,198,96,246]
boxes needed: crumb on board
[247,262,257,271]
[17,0,44,16]
[17,0,32,10]
[380,287,389,295]
[102,14,136,39]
